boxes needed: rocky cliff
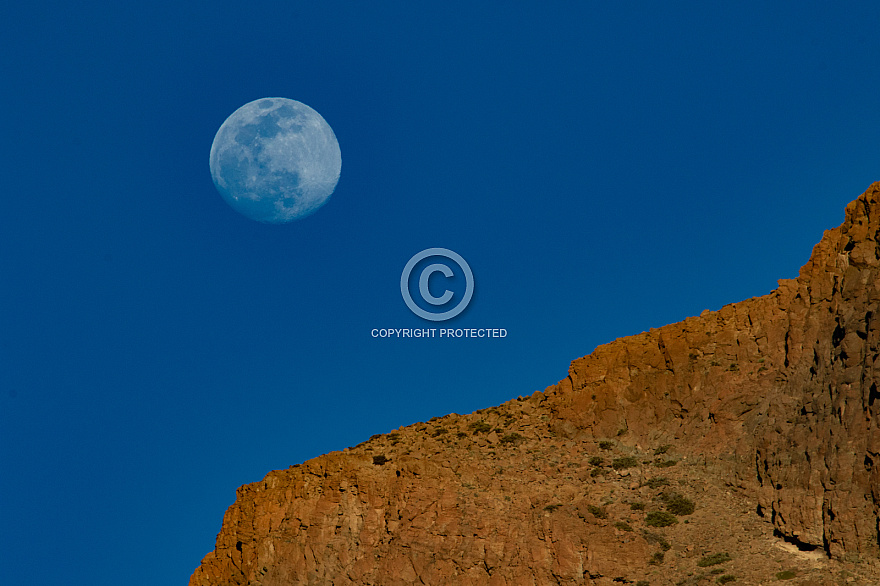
[191,183,880,585]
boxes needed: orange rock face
[191,182,880,585]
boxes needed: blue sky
[1,2,878,584]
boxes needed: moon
[209,98,341,223]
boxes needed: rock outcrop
[191,182,880,585]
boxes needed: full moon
[209,98,341,223]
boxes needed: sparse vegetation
[589,456,604,466]
[697,553,732,567]
[614,521,634,532]
[431,427,448,437]
[645,511,678,527]
[590,468,604,477]
[654,444,672,455]
[612,456,639,470]
[617,428,628,436]
[648,552,665,565]
[544,503,562,512]
[643,530,671,550]
[635,582,650,586]
[456,432,467,439]
[630,502,646,511]
[717,576,736,584]
[587,505,607,519]
[598,441,615,450]
[499,432,524,445]
[643,477,670,489]
[659,492,695,515]
[470,421,492,434]
[372,455,388,465]
[655,459,678,467]
[775,570,797,580]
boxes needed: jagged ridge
[191,182,880,585]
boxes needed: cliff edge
[191,182,880,585]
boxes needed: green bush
[653,444,672,455]
[590,468,604,477]
[645,511,678,527]
[598,440,615,450]
[499,432,524,445]
[642,530,671,550]
[614,521,633,532]
[431,427,448,437]
[717,576,736,584]
[470,421,492,434]
[630,502,646,511]
[660,492,695,515]
[544,503,561,512]
[643,477,670,489]
[589,456,604,466]
[775,570,797,580]
[655,459,678,468]
[372,455,388,465]
[697,553,732,567]
[648,552,664,565]
[587,505,607,519]
[612,456,639,470]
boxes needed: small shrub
[655,459,678,468]
[710,568,725,575]
[614,521,634,532]
[648,552,665,565]
[645,511,678,527]
[630,502,646,511]
[642,530,671,550]
[470,421,492,434]
[590,468,604,477]
[617,428,628,436]
[587,505,607,519]
[775,570,797,580]
[612,456,639,470]
[431,427,448,437]
[697,553,732,567]
[589,456,604,466]
[660,492,695,515]
[372,455,388,465]
[717,576,736,584]
[643,477,670,489]
[728,363,739,371]
[456,432,467,438]
[544,503,562,512]
[499,432,524,445]
[653,444,672,455]
[598,440,614,450]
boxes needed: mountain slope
[191,182,880,585]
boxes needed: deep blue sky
[1,2,878,584]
